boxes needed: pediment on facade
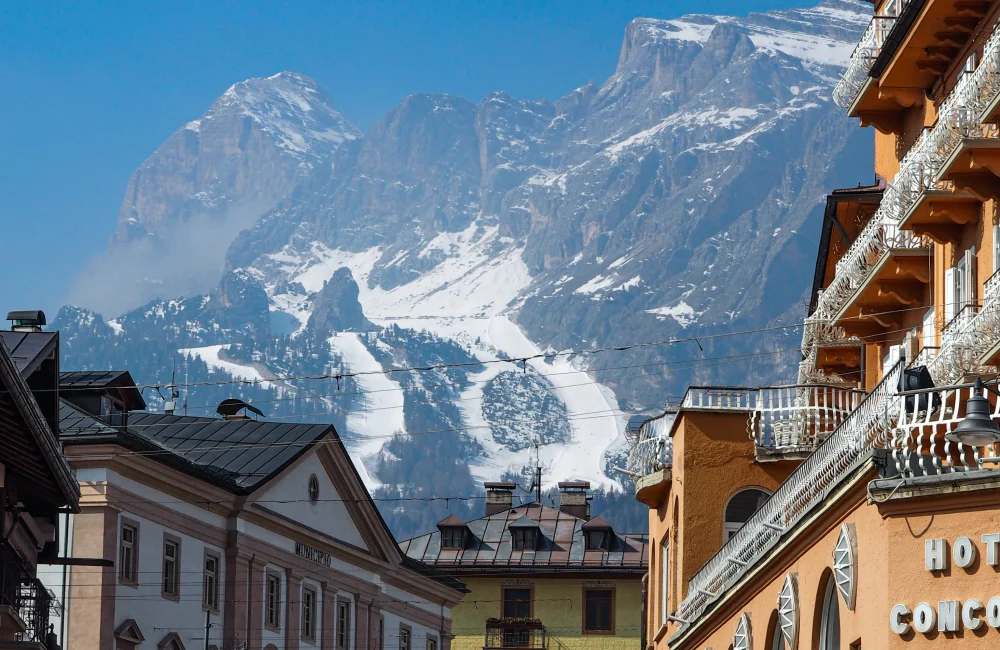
[114,618,145,644]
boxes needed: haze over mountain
[56,0,873,536]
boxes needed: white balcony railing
[628,385,866,479]
[892,381,1000,477]
[751,385,865,450]
[802,21,1000,385]
[672,360,905,633]
[833,13,904,109]
[626,411,674,477]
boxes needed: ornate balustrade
[802,21,1000,385]
[833,13,902,109]
[892,381,1000,477]
[672,361,904,634]
[751,384,865,450]
[626,411,674,477]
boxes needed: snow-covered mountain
[54,0,873,536]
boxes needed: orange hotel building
[630,1,1000,649]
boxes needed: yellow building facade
[401,482,647,650]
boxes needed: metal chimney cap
[6,310,46,325]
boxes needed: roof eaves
[0,339,80,510]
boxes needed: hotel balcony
[483,619,546,650]
[628,384,866,498]
[923,270,1000,384]
[669,360,907,636]
[836,0,994,129]
[827,219,930,336]
[803,17,1000,386]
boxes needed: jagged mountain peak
[212,70,362,157]
[624,0,869,70]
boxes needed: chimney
[6,310,46,333]
[484,482,516,516]
[558,480,591,519]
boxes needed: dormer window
[437,515,469,550]
[441,527,465,549]
[586,530,609,551]
[512,528,536,551]
[581,515,615,551]
[509,515,541,551]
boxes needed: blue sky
[0,0,820,317]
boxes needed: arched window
[819,577,840,650]
[724,488,772,541]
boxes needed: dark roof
[869,0,926,79]
[484,481,516,490]
[437,514,467,528]
[59,404,335,493]
[581,515,613,531]
[557,480,590,489]
[6,311,46,325]
[0,338,79,511]
[399,502,648,574]
[60,370,147,411]
[0,331,58,378]
[809,186,884,315]
[509,515,540,529]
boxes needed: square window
[441,527,464,549]
[512,528,536,551]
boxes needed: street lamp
[946,378,1000,446]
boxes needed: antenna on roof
[164,359,179,415]
[533,441,542,504]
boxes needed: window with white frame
[302,587,317,641]
[203,552,219,610]
[162,536,180,599]
[947,247,977,323]
[265,571,282,629]
[399,624,412,650]
[336,600,351,649]
[118,521,139,584]
[922,308,935,350]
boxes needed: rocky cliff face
[56,0,873,536]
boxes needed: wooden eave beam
[859,110,906,135]
[894,256,932,283]
[952,172,1000,201]
[910,223,964,245]
[924,45,961,60]
[954,0,991,17]
[839,321,887,341]
[916,60,950,75]
[935,31,972,46]
[944,15,982,31]
[970,149,1000,177]
[878,279,926,305]
[929,199,981,225]
[857,305,902,330]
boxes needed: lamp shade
[946,379,1000,446]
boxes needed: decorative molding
[734,612,752,650]
[833,523,858,611]
[777,573,798,650]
